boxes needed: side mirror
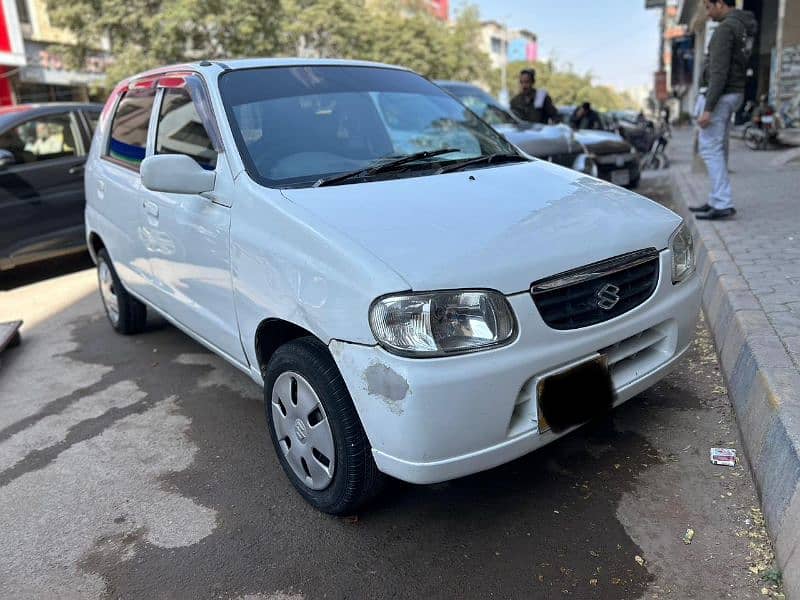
[0,149,17,168]
[141,154,215,194]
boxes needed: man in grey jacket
[691,0,757,220]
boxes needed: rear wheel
[97,249,147,334]
[265,337,384,515]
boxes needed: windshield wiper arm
[313,148,462,187]
[435,152,529,174]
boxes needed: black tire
[628,175,641,189]
[264,336,384,515]
[745,129,763,150]
[96,248,147,335]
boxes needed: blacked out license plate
[536,357,616,433]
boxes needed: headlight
[369,290,516,357]
[670,222,695,283]
[572,153,598,177]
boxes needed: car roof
[120,58,410,85]
[0,102,103,129]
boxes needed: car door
[94,84,158,299]
[0,111,87,267]
[141,74,246,365]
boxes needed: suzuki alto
[84,59,700,514]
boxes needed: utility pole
[499,19,509,106]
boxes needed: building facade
[0,0,109,106]
[481,21,538,70]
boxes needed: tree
[45,0,489,89]
[493,60,634,111]
[46,0,284,84]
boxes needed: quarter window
[108,88,155,170]
[156,87,217,170]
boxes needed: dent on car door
[0,112,87,266]
[141,77,246,364]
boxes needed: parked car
[559,106,641,188]
[86,59,701,514]
[0,103,102,270]
[435,81,597,176]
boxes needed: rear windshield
[219,66,517,188]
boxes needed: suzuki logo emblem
[596,283,621,310]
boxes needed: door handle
[143,200,159,218]
[97,180,105,192]
[69,164,85,175]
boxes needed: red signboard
[429,0,448,21]
[0,3,13,52]
[654,71,668,102]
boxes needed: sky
[459,0,662,92]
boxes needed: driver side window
[1,113,78,166]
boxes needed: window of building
[490,36,503,54]
[107,88,155,170]
[15,0,30,24]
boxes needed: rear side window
[156,87,217,170]
[107,88,155,170]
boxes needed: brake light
[158,76,187,89]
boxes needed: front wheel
[265,337,384,514]
[96,249,147,334]
[744,128,764,150]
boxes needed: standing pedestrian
[509,69,559,124]
[691,0,757,220]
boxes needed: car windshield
[219,66,520,188]
[439,85,518,127]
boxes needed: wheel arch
[254,318,330,379]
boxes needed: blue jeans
[698,93,743,210]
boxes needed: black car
[559,106,641,189]
[0,102,101,270]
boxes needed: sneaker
[689,203,712,212]
[695,207,737,220]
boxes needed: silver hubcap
[271,371,335,491]
[98,260,120,326]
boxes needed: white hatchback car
[85,59,700,514]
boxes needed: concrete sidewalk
[668,128,800,598]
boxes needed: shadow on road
[1,252,94,291]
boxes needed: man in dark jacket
[510,69,559,124]
[570,102,602,130]
[692,0,757,220]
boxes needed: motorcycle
[617,119,670,170]
[744,108,780,150]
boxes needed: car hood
[495,123,577,158]
[573,130,633,154]
[279,161,681,294]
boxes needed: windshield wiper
[435,152,529,174]
[313,148,462,187]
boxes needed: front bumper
[595,153,640,185]
[330,251,701,484]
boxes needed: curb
[671,169,800,599]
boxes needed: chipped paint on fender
[363,363,409,415]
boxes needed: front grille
[530,249,660,330]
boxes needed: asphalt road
[0,173,780,599]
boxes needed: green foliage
[44,0,628,109]
[46,0,489,89]
[491,60,635,111]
